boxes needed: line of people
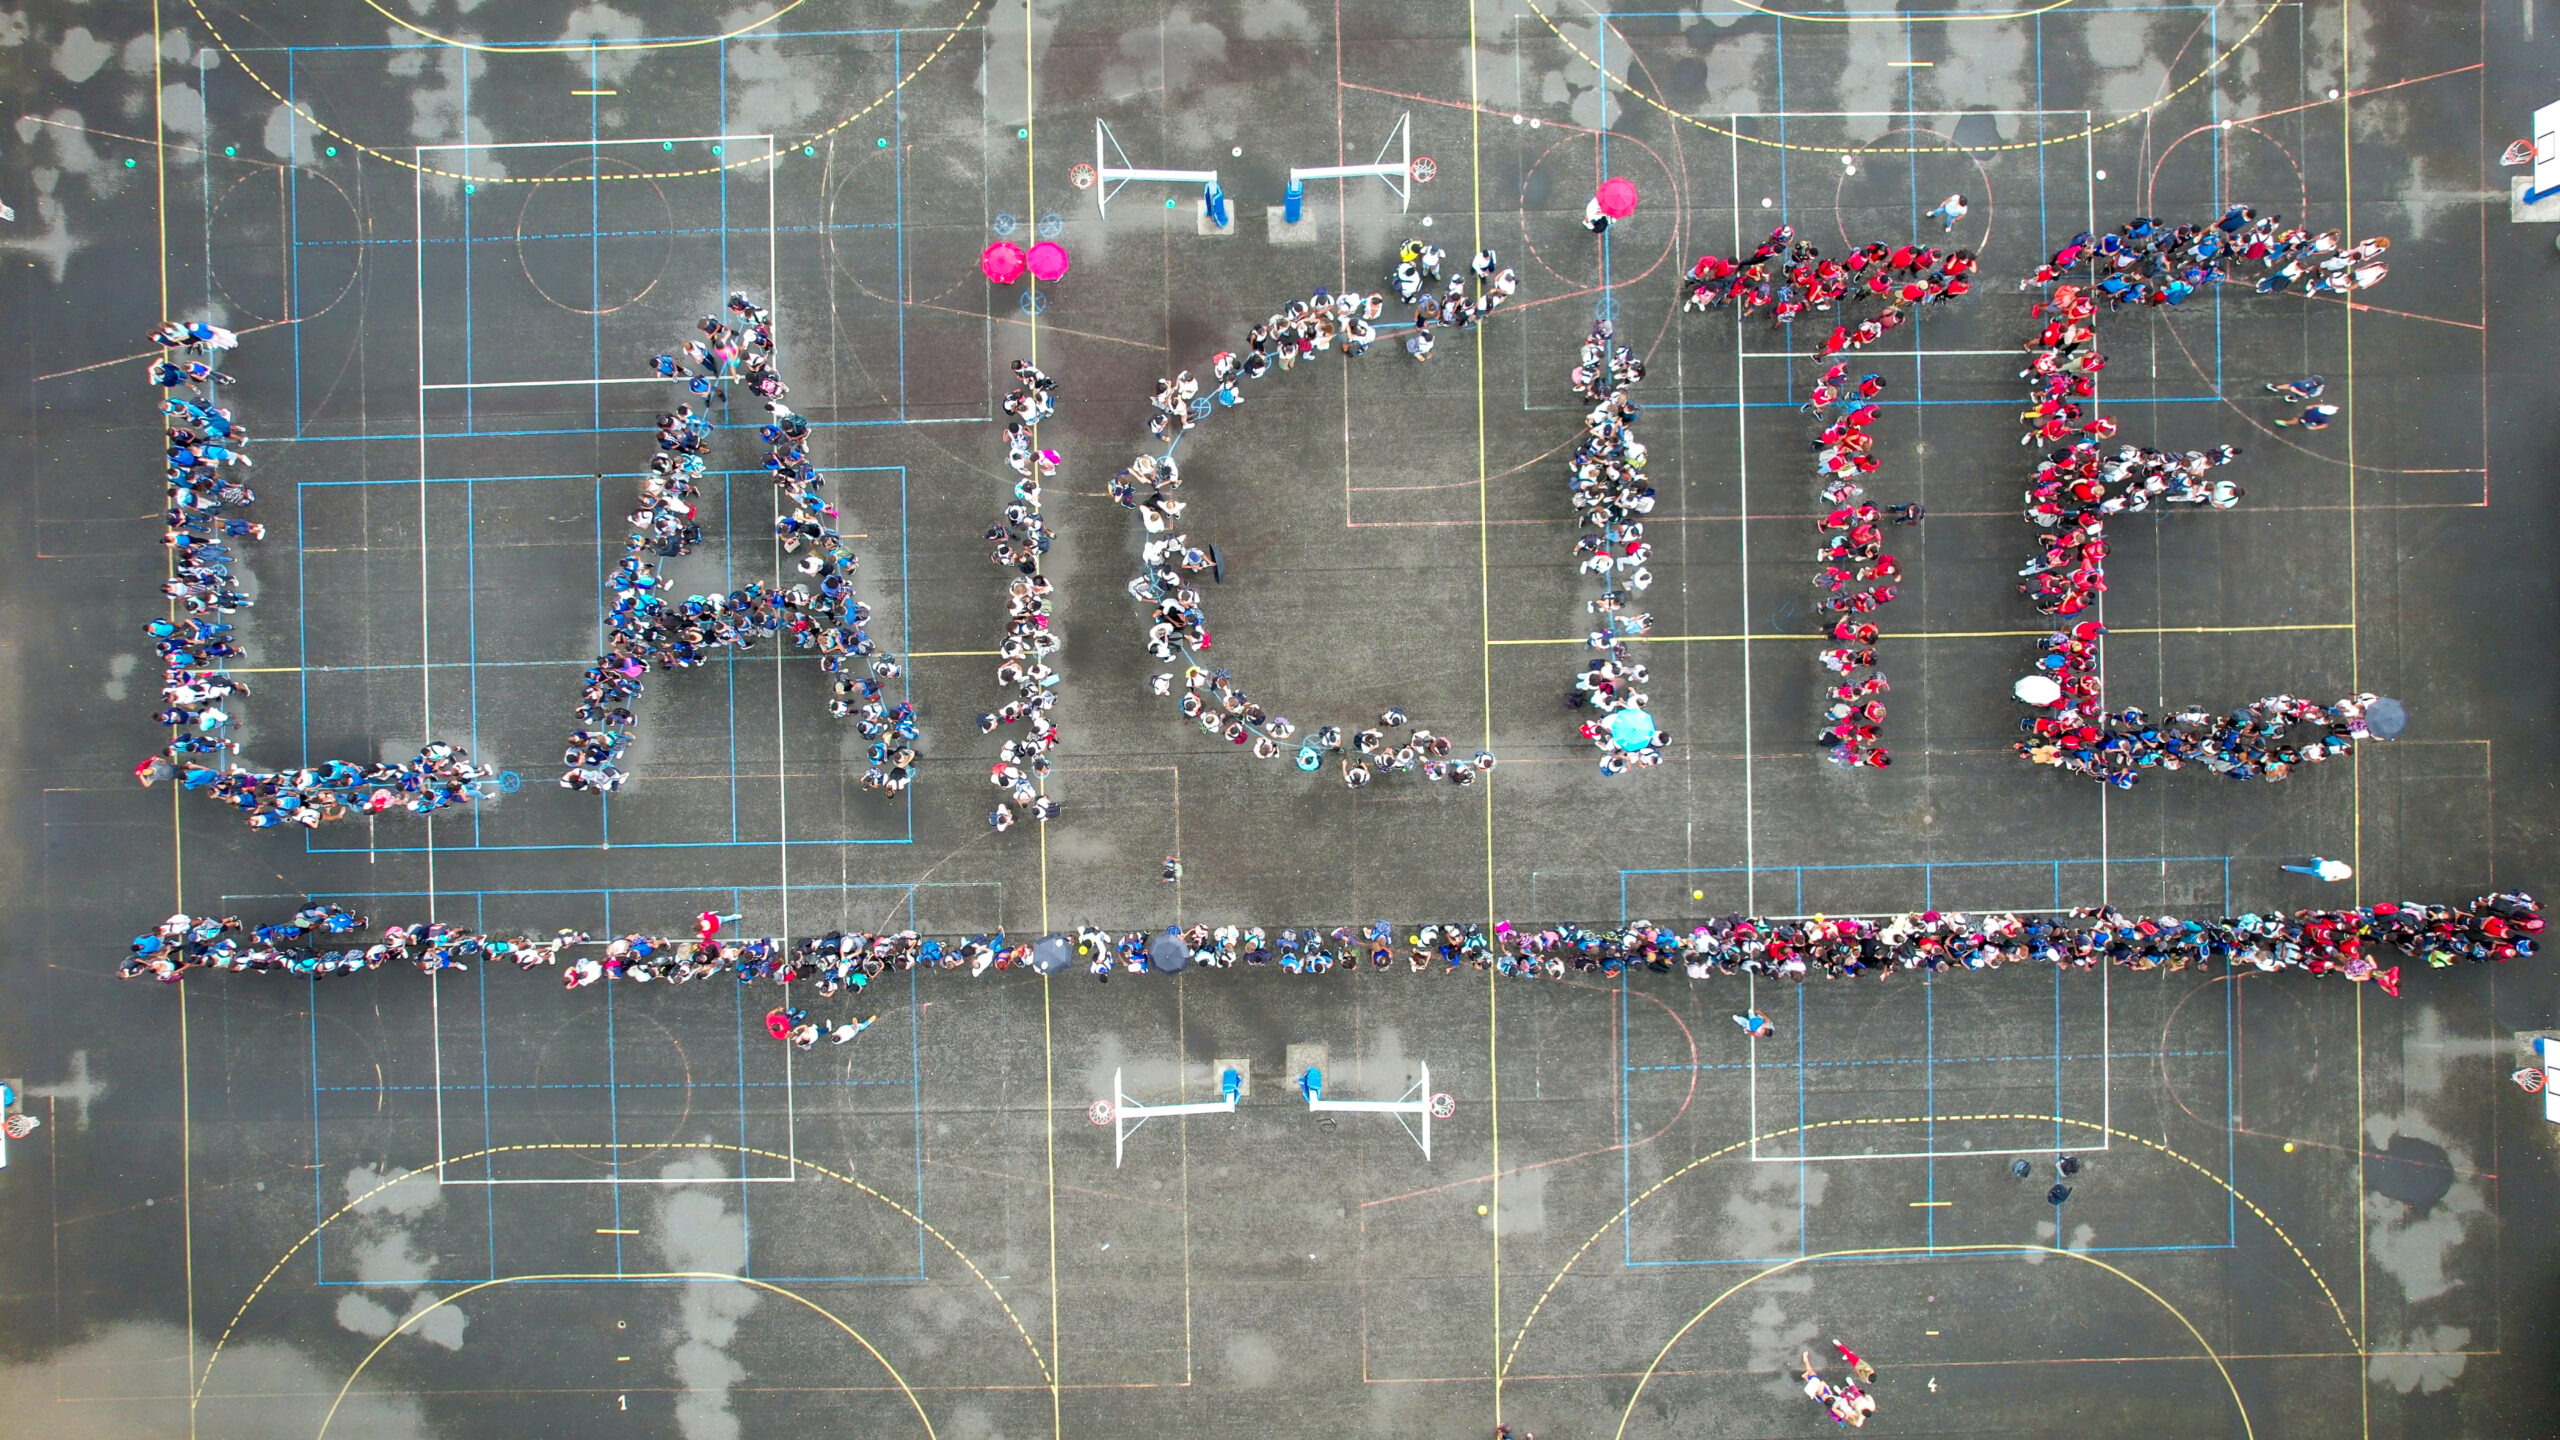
[1683,225,1977,350]
[1800,1346,1880,1428]
[1683,226,1976,773]
[2011,257,2375,786]
[1117,246,1512,788]
[1806,366,1901,769]
[2021,206,2390,305]
[135,323,498,826]
[119,891,2540,995]
[985,359,1064,831]
[1564,320,1667,774]
[569,293,912,795]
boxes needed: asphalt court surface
[1,1,2555,1438]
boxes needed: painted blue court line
[271,418,985,444]
[301,883,938,1284]
[893,27,909,419]
[1619,854,2234,919]
[1625,1048,2226,1073]
[1625,1241,2240,1270]
[297,465,903,487]
[296,221,896,249]
[241,881,978,902]
[1619,855,2234,1266]
[294,466,915,854]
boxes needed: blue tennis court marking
[291,220,900,250]
[1616,854,2236,1266]
[298,883,946,1285]
[266,417,982,446]
[289,467,916,854]
[1627,1048,2225,1074]
[1618,855,2235,918]
[243,11,957,436]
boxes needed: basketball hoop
[2513,1067,2548,1094]
[1087,1099,1115,1125]
[1069,162,1097,190]
[1428,1092,1456,1120]
[1410,156,1437,183]
[2,1114,37,1139]
[2502,138,2538,168]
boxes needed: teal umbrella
[1606,708,1658,750]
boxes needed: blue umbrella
[1606,707,1659,750]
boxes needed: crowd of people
[2012,220,2385,786]
[1684,225,1978,346]
[1800,1345,1880,1428]
[1564,320,1667,774]
[1114,242,1515,787]
[1681,224,1979,771]
[984,359,1064,831]
[2019,207,2390,305]
[134,324,498,826]
[1806,366,1904,768]
[568,294,911,795]
[120,890,2540,1000]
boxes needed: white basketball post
[2538,1038,2560,1125]
[1285,112,1415,212]
[1299,1061,1450,1160]
[2529,100,2560,206]
[1092,119,1222,218]
[1106,1065,1241,1167]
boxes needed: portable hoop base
[1301,1060,1441,1159]
[1107,1066,1242,1167]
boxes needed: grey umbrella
[1030,934,1075,975]
[2365,696,2408,740]
[1148,928,1192,973]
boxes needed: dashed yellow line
[318,1272,936,1440]
[179,0,989,184]
[1610,1245,2253,1440]
[1501,1110,2358,1384]
[360,0,812,54]
[195,1141,1052,1407]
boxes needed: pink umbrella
[1027,240,1071,283]
[1596,176,1639,219]
[980,241,1028,285]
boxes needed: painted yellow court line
[364,0,812,53]
[151,7,201,1432]
[1609,1247,2253,1440]
[1463,4,1507,1427]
